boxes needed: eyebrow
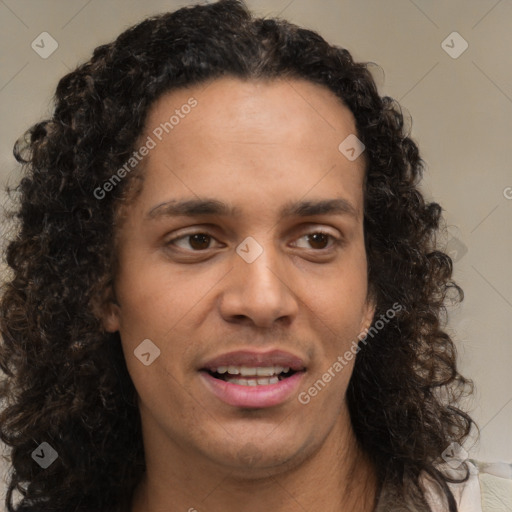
[146,197,359,221]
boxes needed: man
[2,1,508,511]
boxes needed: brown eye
[169,233,216,251]
[306,233,330,250]
[188,234,212,250]
[294,231,338,251]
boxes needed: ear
[91,282,121,333]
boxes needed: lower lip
[199,371,304,409]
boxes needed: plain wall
[1,0,511,509]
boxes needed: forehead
[128,77,366,222]
[143,76,360,152]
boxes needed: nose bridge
[219,234,298,326]
[242,238,284,294]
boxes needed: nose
[218,239,299,329]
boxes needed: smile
[207,365,295,386]
[199,350,306,408]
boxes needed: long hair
[0,1,473,510]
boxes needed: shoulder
[422,459,512,512]
[472,460,512,512]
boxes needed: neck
[131,411,379,512]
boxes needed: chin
[204,431,316,478]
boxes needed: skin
[102,77,378,512]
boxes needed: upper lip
[200,349,306,372]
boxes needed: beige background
[1,0,511,508]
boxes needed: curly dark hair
[0,1,474,511]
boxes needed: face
[103,77,375,478]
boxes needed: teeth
[226,376,280,386]
[211,365,291,376]
[256,367,275,376]
[256,366,287,376]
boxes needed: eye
[167,232,221,251]
[292,231,340,250]
[166,229,341,254]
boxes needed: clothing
[422,460,512,512]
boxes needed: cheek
[299,254,371,374]
[113,260,208,380]
[115,261,185,336]
[308,256,369,324]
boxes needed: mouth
[204,365,298,386]
[199,350,306,408]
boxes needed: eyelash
[166,229,342,253]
